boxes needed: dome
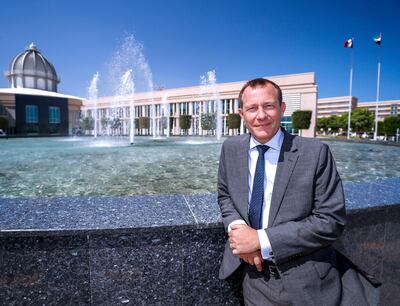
[5,43,60,92]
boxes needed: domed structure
[5,43,60,92]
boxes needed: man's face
[239,84,286,144]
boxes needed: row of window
[25,105,60,124]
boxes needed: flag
[374,34,382,45]
[344,38,353,48]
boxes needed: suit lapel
[268,130,299,227]
[236,134,250,223]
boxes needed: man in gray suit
[217,78,377,305]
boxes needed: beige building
[317,96,400,121]
[82,72,318,138]
[358,100,400,120]
[317,96,358,118]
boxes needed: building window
[281,116,295,134]
[391,104,398,116]
[26,105,38,123]
[49,106,61,123]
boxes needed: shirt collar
[249,128,284,151]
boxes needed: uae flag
[374,34,382,45]
[344,38,353,48]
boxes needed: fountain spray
[200,70,222,140]
[88,72,100,138]
[119,70,135,144]
[161,93,170,137]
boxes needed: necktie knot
[256,145,269,156]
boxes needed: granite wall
[1,179,399,305]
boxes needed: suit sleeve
[266,143,346,264]
[217,142,244,231]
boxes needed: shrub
[138,117,150,129]
[227,114,241,130]
[351,108,374,134]
[292,110,312,130]
[179,115,192,131]
[80,117,94,131]
[201,113,216,131]
[382,115,400,136]
[0,116,9,130]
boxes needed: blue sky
[1,0,399,102]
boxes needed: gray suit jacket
[217,129,380,305]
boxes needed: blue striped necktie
[249,145,270,229]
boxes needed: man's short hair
[238,78,283,107]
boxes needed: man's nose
[256,107,266,120]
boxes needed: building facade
[358,100,400,120]
[81,72,318,138]
[0,44,83,136]
[317,96,358,118]
[1,45,321,138]
[317,96,400,121]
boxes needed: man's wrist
[227,219,246,232]
[257,229,274,260]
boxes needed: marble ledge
[0,194,223,238]
[0,178,399,238]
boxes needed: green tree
[138,117,150,129]
[179,115,192,134]
[0,116,9,130]
[201,113,216,134]
[378,121,386,136]
[80,117,94,133]
[292,111,312,130]
[101,117,110,129]
[160,117,168,130]
[227,113,241,130]
[383,115,400,136]
[110,117,122,131]
[339,113,349,131]
[316,117,328,133]
[327,115,341,134]
[351,108,374,135]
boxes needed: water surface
[0,137,398,198]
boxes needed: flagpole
[347,41,354,140]
[373,35,381,141]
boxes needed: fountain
[115,70,135,144]
[105,35,154,138]
[0,137,399,198]
[200,70,223,140]
[161,93,170,137]
[88,72,99,138]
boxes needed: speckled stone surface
[334,209,386,281]
[184,193,221,227]
[380,205,400,305]
[181,228,243,305]
[343,178,400,211]
[0,235,90,305]
[0,178,399,305]
[0,195,195,237]
[89,229,184,305]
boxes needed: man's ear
[238,108,244,119]
[280,102,286,117]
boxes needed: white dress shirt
[228,129,284,260]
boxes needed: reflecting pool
[0,137,399,198]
